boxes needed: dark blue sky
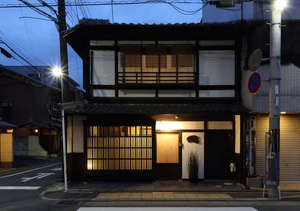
[0,0,203,87]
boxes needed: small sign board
[248,72,262,94]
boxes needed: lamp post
[51,66,68,192]
[267,0,287,199]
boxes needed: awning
[65,103,248,115]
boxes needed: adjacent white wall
[202,2,255,23]
[242,64,300,112]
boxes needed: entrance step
[247,177,263,189]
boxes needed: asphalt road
[0,160,79,211]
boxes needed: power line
[0,40,44,72]
[111,0,114,23]
[0,1,203,9]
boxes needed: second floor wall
[87,40,237,101]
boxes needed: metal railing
[118,71,195,84]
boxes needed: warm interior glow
[156,121,181,131]
[51,66,62,77]
[6,129,13,133]
[280,111,287,115]
[274,0,288,11]
[87,160,93,170]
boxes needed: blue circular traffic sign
[248,72,262,94]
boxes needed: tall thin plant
[188,152,198,182]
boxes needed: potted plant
[188,152,198,183]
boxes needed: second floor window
[118,53,195,85]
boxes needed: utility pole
[58,0,69,103]
[267,0,285,199]
[18,0,71,192]
[58,0,69,192]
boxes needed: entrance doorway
[205,130,235,179]
[182,132,204,180]
[156,133,180,179]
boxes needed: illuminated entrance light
[156,121,181,131]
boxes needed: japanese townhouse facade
[64,20,252,181]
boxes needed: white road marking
[0,163,59,179]
[78,208,257,211]
[21,172,55,182]
[51,167,62,171]
[0,186,40,190]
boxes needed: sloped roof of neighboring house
[0,120,16,128]
[0,65,80,91]
[18,120,57,129]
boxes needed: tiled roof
[0,120,16,128]
[65,103,248,115]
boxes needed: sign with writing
[248,72,262,94]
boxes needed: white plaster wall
[92,50,115,85]
[199,50,235,86]
[119,90,156,97]
[28,136,47,157]
[158,90,196,98]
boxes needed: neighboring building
[62,19,251,181]
[0,120,15,167]
[203,0,300,184]
[202,0,300,23]
[0,65,82,159]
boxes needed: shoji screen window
[87,125,153,171]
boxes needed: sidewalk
[41,180,300,202]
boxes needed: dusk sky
[0,0,203,88]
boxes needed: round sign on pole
[248,72,262,94]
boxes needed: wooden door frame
[156,132,182,179]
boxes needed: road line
[0,186,40,190]
[77,208,257,211]
[0,163,60,179]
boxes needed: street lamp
[51,66,63,78]
[51,65,68,192]
[273,0,288,11]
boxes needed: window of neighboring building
[87,125,153,171]
[118,53,195,84]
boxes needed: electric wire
[111,0,114,22]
